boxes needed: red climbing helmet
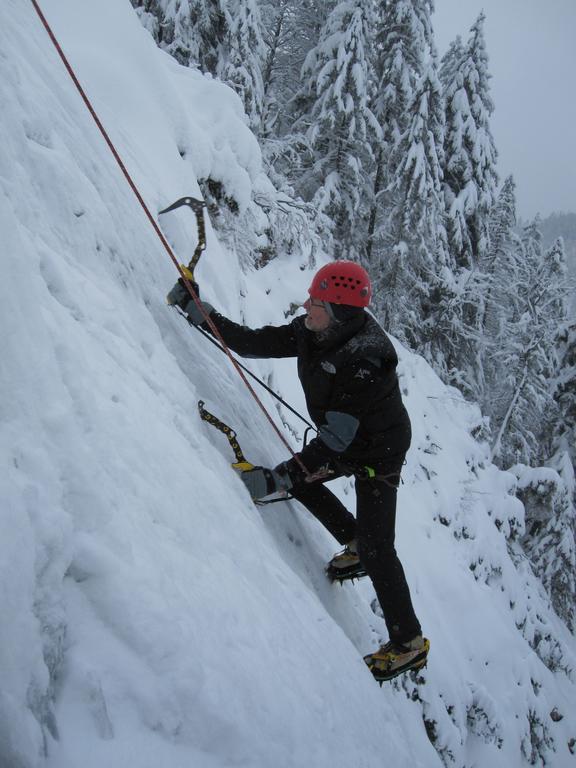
[308,261,372,307]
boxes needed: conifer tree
[220,0,266,131]
[366,0,435,265]
[442,13,498,269]
[131,0,227,74]
[260,0,332,137]
[487,176,518,271]
[133,0,265,130]
[189,0,228,75]
[295,0,379,259]
[259,0,292,138]
[436,14,499,395]
[376,53,451,359]
[491,229,569,466]
[439,35,464,92]
[550,317,576,618]
[477,176,523,403]
[515,466,576,634]
[553,319,576,469]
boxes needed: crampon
[325,546,368,584]
[364,637,430,684]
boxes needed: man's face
[304,297,332,332]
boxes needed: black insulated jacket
[202,309,411,475]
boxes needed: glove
[167,279,214,325]
[166,277,199,308]
[240,465,293,501]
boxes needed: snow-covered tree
[220,0,266,131]
[295,0,379,259]
[260,0,332,137]
[439,34,463,92]
[491,228,569,467]
[366,0,435,265]
[132,0,265,130]
[442,13,498,269]
[553,319,576,469]
[486,176,518,269]
[374,53,452,361]
[130,0,228,73]
[476,176,524,402]
[514,465,576,634]
[435,14,499,395]
[259,0,292,138]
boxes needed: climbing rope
[193,322,316,431]
[29,0,311,477]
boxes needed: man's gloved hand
[166,279,214,325]
[166,277,199,308]
[240,465,293,501]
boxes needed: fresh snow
[1,1,575,767]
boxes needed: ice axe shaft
[159,196,207,280]
[198,400,255,471]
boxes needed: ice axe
[159,196,207,290]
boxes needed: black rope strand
[189,319,316,431]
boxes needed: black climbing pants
[291,469,422,645]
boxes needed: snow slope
[1,1,574,767]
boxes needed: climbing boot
[364,636,430,683]
[325,543,367,583]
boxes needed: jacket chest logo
[320,361,337,375]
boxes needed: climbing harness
[29,0,311,479]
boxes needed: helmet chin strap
[323,302,338,322]
[323,301,364,324]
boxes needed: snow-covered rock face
[1,1,575,767]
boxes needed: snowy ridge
[1,1,575,767]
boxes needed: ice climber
[168,261,429,682]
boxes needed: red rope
[29,0,310,476]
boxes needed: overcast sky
[432,0,576,221]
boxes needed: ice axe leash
[30,0,311,479]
